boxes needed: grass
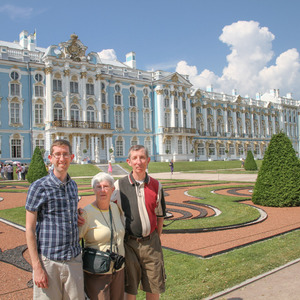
[1,164,300,299]
[164,185,259,231]
[68,164,101,177]
[118,160,263,173]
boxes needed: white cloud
[0,4,33,20]
[176,20,300,99]
[98,49,117,61]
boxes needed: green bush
[244,150,257,171]
[27,147,48,183]
[252,132,300,207]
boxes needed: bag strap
[82,205,114,251]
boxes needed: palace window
[53,79,62,92]
[116,139,124,156]
[101,92,106,103]
[165,112,170,127]
[143,98,149,108]
[209,143,215,155]
[197,143,205,156]
[144,138,152,155]
[10,102,20,124]
[35,139,45,151]
[130,96,136,107]
[115,94,121,105]
[86,83,94,95]
[115,110,122,128]
[130,111,137,129]
[11,139,21,158]
[102,109,107,122]
[53,103,63,121]
[70,81,79,93]
[71,104,80,121]
[35,103,44,124]
[10,83,20,96]
[87,106,95,122]
[35,86,44,97]
[178,140,183,154]
[144,111,151,130]
[166,139,171,153]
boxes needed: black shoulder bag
[82,206,113,274]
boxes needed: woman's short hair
[91,172,115,189]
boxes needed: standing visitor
[108,161,113,175]
[7,164,13,180]
[79,172,125,300]
[21,164,26,180]
[16,163,22,180]
[0,163,4,179]
[169,159,174,175]
[114,145,166,300]
[25,139,84,300]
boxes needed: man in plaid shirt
[25,139,84,300]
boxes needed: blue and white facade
[0,31,299,163]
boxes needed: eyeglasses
[52,152,71,159]
[95,185,111,191]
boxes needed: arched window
[209,143,215,155]
[207,118,213,134]
[87,106,95,122]
[53,103,63,121]
[217,118,223,134]
[71,104,80,121]
[197,143,205,156]
[219,143,225,156]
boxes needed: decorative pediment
[59,34,88,62]
[155,72,192,86]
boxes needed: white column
[45,66,53,122]
[72,136,77,160]
[91,136,95,161]
[224,107,228,132]
[155,86,164,128]
[81,69,87,122]
[64,68,70,120]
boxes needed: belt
[127,233,152,242]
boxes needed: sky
[1,0,300,99]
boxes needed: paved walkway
[1,172,300,299]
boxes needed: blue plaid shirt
[25,171,81,261]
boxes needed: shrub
[252,132,300,207]
[244,150,257,171]
[27,147,48,183]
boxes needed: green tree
[252,132,300,207]
[244,150,257,171]
[27,147,48,183]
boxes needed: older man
[114,145,166,300]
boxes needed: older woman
[79,172,125,300]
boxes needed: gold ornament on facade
[44,67,53,75]
[63,69,70,77]
[171,74,178,82]
[96,74,103,80]
[80,72,87,79]
[156,89,163,95]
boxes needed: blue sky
[2,0,300,99]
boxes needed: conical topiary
[244,150,257,171]
[252,132,300,207]
[27,147,48,183]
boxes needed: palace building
[0,31,299,163]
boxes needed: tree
[252,132,300,207]
[244,150,257,171]
[27,147,48,183]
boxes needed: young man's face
[127,148,150,177]
[48,145,74,175]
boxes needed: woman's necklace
[99,206,111,230]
